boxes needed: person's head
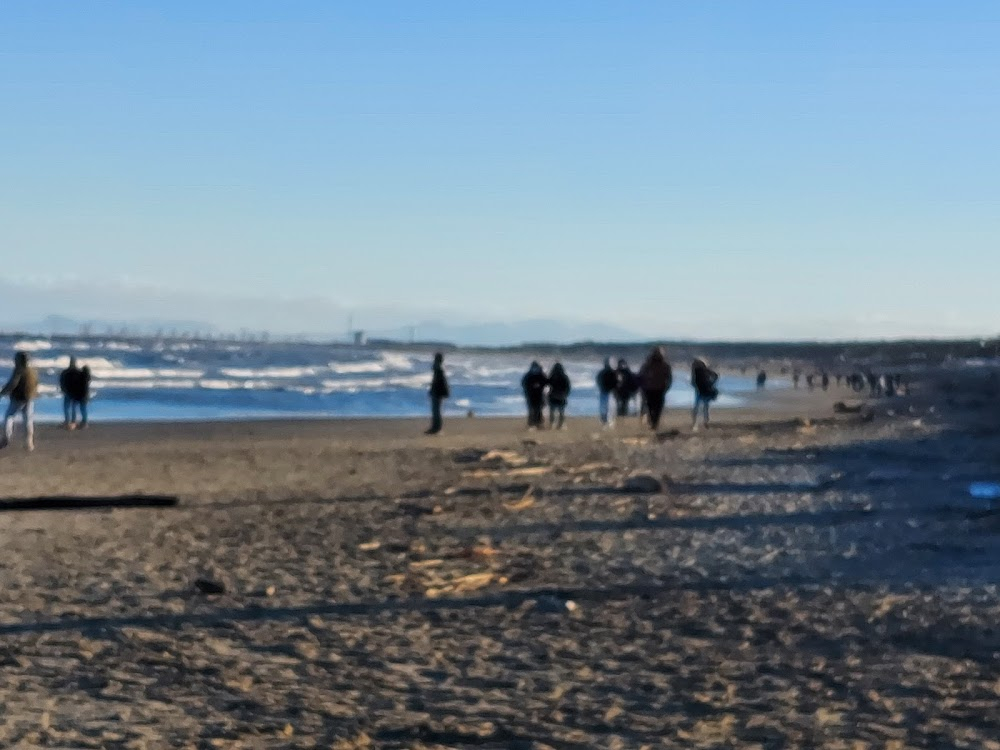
[552,361,564,374]
[649,346,664,363]
[530,360,541,372]
[433,352,443,366]
[603,357,612,368]
[69,357,78,369]
[693,357,707,369]
[14,351,27,368]
[82,365,91,374]
[617,358,627,369]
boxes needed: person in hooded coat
[426,352,450,435]
[691,358,719,431]
[596,358,619,427]
[522,361,548,429]
[547,362,571,429]
[638,347,672,430]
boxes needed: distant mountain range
[4,314,641,347]
[370,319,642,347]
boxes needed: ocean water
[1,336,769,423]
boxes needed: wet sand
[1,381,999,748]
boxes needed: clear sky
[1,2,998,340]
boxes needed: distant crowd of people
[0,352,91,451]
[790,368,908,397]
[426,347,721,434]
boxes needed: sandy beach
[1,379,999,748]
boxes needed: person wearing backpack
[691,358,719,431]
[1,351,39,451]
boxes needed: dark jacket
[596,365,619,394]
[615,366,638,398]
[639,350,672,392]
[522,367,548,403]
[547,366,571,406]
[61,365,91,401]
[2,365,39,403]
[691,360,719,399]
[430,365,450,399]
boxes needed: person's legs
[428,396,442,434]
[557,405,565,429]
[702,399,710,428]
[647,390,665,429]
[533,400,544,428]
[79,400,88,426]
[63,395,73,426]
[691,394,701,427]
[23,401,34,450]
[2,400,18,446]
[599,392,609,424]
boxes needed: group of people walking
[0,352,92,451]
[426,347,721,434]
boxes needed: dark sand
[1,381,999,748]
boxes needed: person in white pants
[1,352,39,451]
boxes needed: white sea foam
[220,366,320,379]
[31,356,121,371]
[12,339,52,352]
[328,361,386,375]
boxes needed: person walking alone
[596,358,619,427]
[547,362,571,429]
[691,358,719,431]
[1,352,39,451]
[426,352,450,435]
[638,347,672,431]
[522,361,548,429]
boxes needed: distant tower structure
[353,330,366,346]
[409,326,416,345]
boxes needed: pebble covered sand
[0,381,998,748]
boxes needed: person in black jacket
[596,358,619,427]
[691,358,719,431]
[614,359,638,417]
[60,357,83,429]
[547,362,571,429]
[426,353,450,435]
[522,361,548,429]
[638,347,672,430]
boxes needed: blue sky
[1,2,998,340]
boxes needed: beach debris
[265,585,276,597]
[194,578,226,595]
[532,595,576,614]
[425,572,494,598]
[866,468,914,483]
[397,502,438,517]
[969,482,1000,502]
[655,429,681,441]
[620,436,650,446]
[833,401,864,414]
[458,544,499,560]
[569,462,615,475]
[481,449,528,467]
[358,541,381,552]
[504,488,536,511]
[452,448,488,464]
[622,474,665,494]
